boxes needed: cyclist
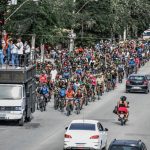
[74,89,84,110]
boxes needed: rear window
[69,123,96,131]
[110,146,138,150]
[129,76,145,81]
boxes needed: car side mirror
[26,92,30,97]
[65,127,68,130]
[105,128,108,131]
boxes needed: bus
[143,29,150,40]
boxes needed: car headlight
[15,106,22,111]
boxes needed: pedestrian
[16,37,23,67]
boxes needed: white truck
[0,65,36,126]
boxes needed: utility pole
[69,0,76,52]
[69,0,98,51]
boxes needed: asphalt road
[0,62,150,150]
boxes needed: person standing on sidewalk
[16,37,23,67]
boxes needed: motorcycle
[118,72,123,83]
[74,99,80,115]
[59,97,65,112]
[113,102,129,126]
[118,112,127,126]
[38,95,46,112]
[66,99,74,116]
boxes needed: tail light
[126,80,130,85]
[64,134,72,138]
[90,135,99,139]
[144,81,148,85]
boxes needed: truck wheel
[18,116,24,126]
[26,115,32,122]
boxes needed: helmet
[120,96,127,101]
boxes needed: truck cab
[0,65,36,126]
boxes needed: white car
[64,119,108,150]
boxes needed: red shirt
[39,74,48,83]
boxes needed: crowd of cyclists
[35,39,150,116]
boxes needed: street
[0,62,150,150]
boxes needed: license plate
[76,144,85,147]
[132,87,141,89]
[120,114,124,118]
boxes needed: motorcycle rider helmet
[120,96,127,101]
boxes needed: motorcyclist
[66,87,74,110]
[117,96,129,120]
[62,69,70,81]
[38,83,49,102]
[74,89,84,110]
[39,70,48,84]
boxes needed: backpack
[41,87,48,95]
[59,88,66,97]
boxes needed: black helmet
[120,96,127,101]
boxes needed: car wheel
[145,89,149,94]
[126,89,129,93]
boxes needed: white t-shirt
[11,44,18,54]
[50,69,57,81]
[17,42,23,54]
[24,44,31,53]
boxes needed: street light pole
[5,0,39,22]
[69,0,98,52]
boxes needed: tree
[3,0,150,45]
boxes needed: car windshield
[143,32,150,36]
[110,146,138,150]
[129,76,145,81]
[0,85,22,100]
[69,123,96,131]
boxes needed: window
[110,146,138,150]
[69,123,96,131]
[129,76,145,81]
[143,32,150,36]
[0,85,22,100]
[97,123,104,131]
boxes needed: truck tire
[26,115,32,122]
[18,116,24,126]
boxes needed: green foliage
[3,0,150,45]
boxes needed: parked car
[64,119,108,150]
[108,139,147,150]
[126,74,150,93]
